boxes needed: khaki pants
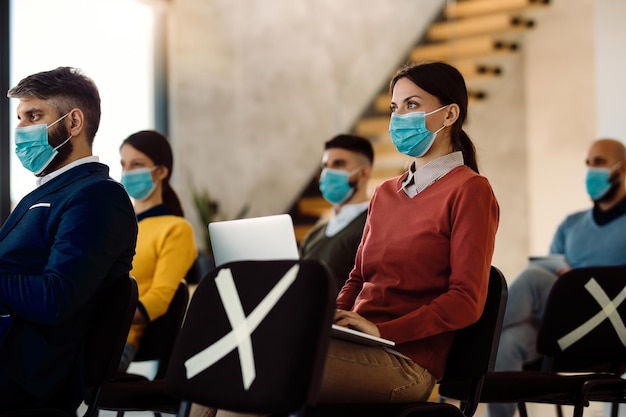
[190,339,436,417]
[318,339,435,403]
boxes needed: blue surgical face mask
[14,113,72,175]
[388,105,448,157]
[120,167,157,201]
[319,167,361,205]
[585,163,621,201]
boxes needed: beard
[595,177,621,203]
[38,121,73,177]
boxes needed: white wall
[595,1,626,415]
[464,53,527,281]
[524,0,596,257]
[595,0,626,140]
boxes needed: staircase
[289,0,551,243]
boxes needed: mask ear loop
[50,112,73,151]
[424,104,449,116]
[52,135,72,151]
[348,166,363,177]
[427,104,452,135]
[47,112,71,129]
[608,161,625,185]
[433,125,446,135]
[341,166,364,197]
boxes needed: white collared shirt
[400,151,464,198]
[36,156,100,187]
[326,201,369,237]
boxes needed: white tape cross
[184,264,300,389]
[557,277,626,351]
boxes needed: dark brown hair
[8,67,101,144]
[324,134,374,165]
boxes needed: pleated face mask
[318,167,361,205]
[388,105,447,157]
[120,167,157,200]
[14,113,71,175]
[585,162,621,201]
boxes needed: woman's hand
[334,309,381,337]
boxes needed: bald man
[488,138,626,417]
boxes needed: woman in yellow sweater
[118,130,197,371]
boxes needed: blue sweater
[550,204,626,268]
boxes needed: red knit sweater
[336,165,499,380]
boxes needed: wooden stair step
[444,0,550,19]
[294,224,317,243]
[298,197,332,217]
[410,35,519,62]
[354,116,390,138]
[427,11,534,41]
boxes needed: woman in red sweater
[191,61,499,417]
[321,61,500,403]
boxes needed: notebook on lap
[331,324,395,347]
[208,214,299,268]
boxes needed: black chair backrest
[133,280,189,379]
[537,266,626,373]
[165,259,336,415]
[85,275,138,388]
[442,266,508,381]
[439,266,508,415]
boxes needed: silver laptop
[208,214,299,268]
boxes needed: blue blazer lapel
[0,164,99,241]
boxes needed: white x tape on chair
[184,264,300,389]
[558,277,626,351]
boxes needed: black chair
[165,259,336,417]
[302,401,467,417]
[304,265,508,417]
[0,275,138,417]
[94,280,190,417]
[441,265,626,417]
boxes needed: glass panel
[9,0,155,205]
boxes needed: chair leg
[611,402,619,417]
[555,404,564,417]
[573,403,584,417]
[517,402,528,417]
[177,400,192,417]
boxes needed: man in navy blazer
[0,67,138,413]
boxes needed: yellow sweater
[127,214,197,348]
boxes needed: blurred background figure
[118,130,197,371]
[299,134,373,292]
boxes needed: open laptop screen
[208,214,299,268]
